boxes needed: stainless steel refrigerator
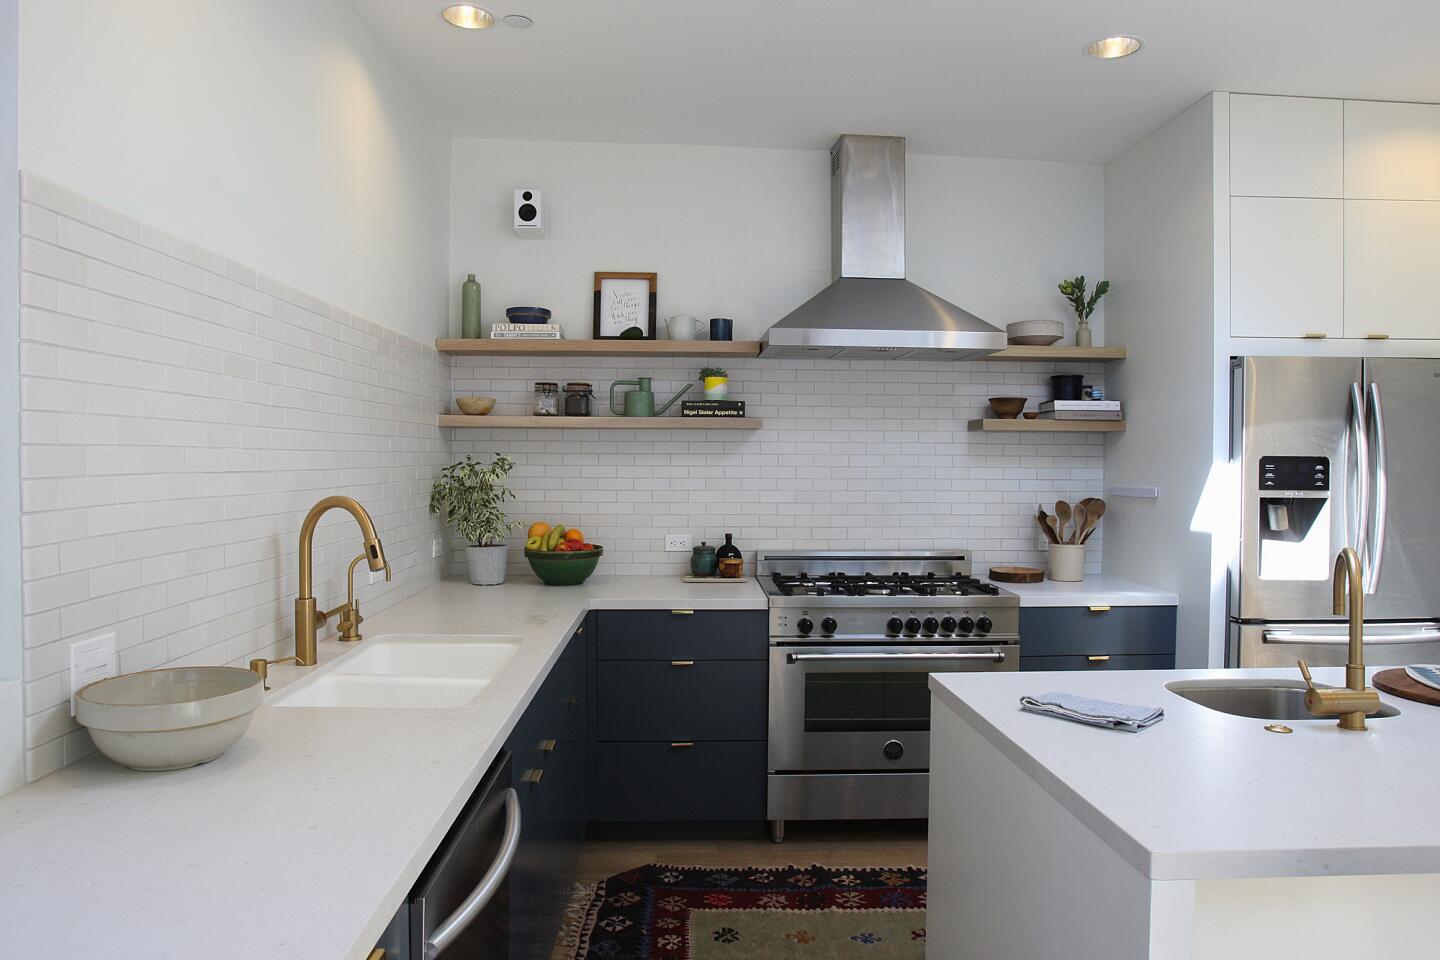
[1231,356,1440,667]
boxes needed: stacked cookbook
[489,322,564,340]
[1038,400,1121,420]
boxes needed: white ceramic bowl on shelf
[75,666,264,771]
[1006,319,1065,346]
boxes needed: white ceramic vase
[466,544,508,585]
[1047,544,1085,582]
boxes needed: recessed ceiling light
[441,4,495,29]
[502,14,533,29]
[1085,35,1143,60]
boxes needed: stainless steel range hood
[762,135,1006,360]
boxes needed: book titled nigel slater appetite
[681,400,746,418]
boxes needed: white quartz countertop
[0,575,765,960]
[930,667,1440,882]
[999,574,1177,607]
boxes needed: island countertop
[0,576,765,960]
[930,666,1440,882]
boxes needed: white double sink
[273,635,521,709]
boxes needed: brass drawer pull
[538,739,557,753]
[1087,655,1111,663]
[670,659,695,667]
[366,949,387,960]
[1088,605,1111,613]
[671,609,695,615]
[1367,333,1390,340]
[670,741,695,749]
[1302,332,1328,339]
[523,768,544,784]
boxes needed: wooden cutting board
[1372,668,1440,707]
[989,565,1045,584]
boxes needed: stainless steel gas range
[759,550,1019,842]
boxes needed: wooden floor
[551,822,928,959]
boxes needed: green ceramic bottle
[461,273,482,339]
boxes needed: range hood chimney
[761,135,1007,360]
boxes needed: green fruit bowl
[524,546,604,586]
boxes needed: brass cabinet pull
[523,768,544,784]
[671,609,695,615]
[670,741,695,749]
[565,696,578,706]
[1087,655,1111,662]
[538,739,557,753]
[366,949,386,960]
[1303,332,1328,339]
[575,626,585,635]
[1088,605,1111,613]
[1367,333,1391,340]
[670,659,695,667]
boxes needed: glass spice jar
[563,382,594,417]
[532,381,560,417]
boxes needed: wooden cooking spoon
[1037,508,1060,544]
[1070,502,1088,545]
[1054,500,1072,545]
[1080,499,1108,543]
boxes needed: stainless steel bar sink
[1165,679,1400,721]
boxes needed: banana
[546,526,567,551]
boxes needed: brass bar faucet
[337,552,392,642]
[294,496,388,665]
[1298,546,1381,731]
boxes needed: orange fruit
[527,521,551,539]
[564,528,584,543]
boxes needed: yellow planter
[703,376,729,400]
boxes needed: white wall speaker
[513,188,545,238]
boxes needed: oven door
[767,643,1015,773]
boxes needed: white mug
[665,315,703,340]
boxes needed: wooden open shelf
[440,415,762,430]
[987,346,1126,362]
[437,339,761,358]
[967,418,1125,433]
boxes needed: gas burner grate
[770,571,1001,598]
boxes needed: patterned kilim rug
[567,864,927,958]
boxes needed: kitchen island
[928,667,1440,960]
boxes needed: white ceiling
[349,0,1440,164]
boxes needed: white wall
[0,0,22,797]
[448,139,1103,341]
[18,0,449,342]
[1102,96,1220,668]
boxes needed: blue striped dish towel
[1019,692,1164,733]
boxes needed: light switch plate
[69,633,117,716]
[665,534,692,553]
[431,538,443,559]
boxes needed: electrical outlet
[69,633,117,716]
[665,534,692,553]
[1037,531,1052,552]
[432,538,443,559]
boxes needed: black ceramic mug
[709,318,734,341]
[1050,374,1084,401]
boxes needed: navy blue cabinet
[1019,606,1176,671]
[591,609,767,833]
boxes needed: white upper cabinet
[1344,200,1440,339]
[1345,100,1440,200]
[1230,95,1343,198]
[1231,197,1344,338]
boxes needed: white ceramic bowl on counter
[75,666,264,771]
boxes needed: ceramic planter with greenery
[699,367,729,400]
[1058,275,1109,348]
[429,453,519,586]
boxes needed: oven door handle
[786,651,1006,664]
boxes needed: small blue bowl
[506,306,551,324]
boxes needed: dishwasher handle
[425,787,521,959]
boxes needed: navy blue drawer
[594,741,765,822]
[595,610,767,660]
[1020,606,1176,658]
[596,660,766,741]
[1021,654,1175,672]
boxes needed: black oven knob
[796,617,814,635]
[922,617,940,635]
[957,616,975,635]
[940,616,958,635]
[886,617,904,636]
[976,615,993,634]
[903,617,922,635]
[820,616,838,635]
[883,740,904,761]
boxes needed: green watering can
[610,377,692,417]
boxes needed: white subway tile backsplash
[17,174,450,780]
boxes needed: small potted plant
[429,453,519,586]
[1057,275,1110,347]
[699,367,729,400]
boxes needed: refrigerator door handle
[1264,625,1440,645]
[1365,381,1388,594]
[1347,382,1370,565]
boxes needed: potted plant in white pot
[429,453,519,586]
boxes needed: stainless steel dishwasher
[408,751,520,959]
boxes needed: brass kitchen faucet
[1298,547,1381,731]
